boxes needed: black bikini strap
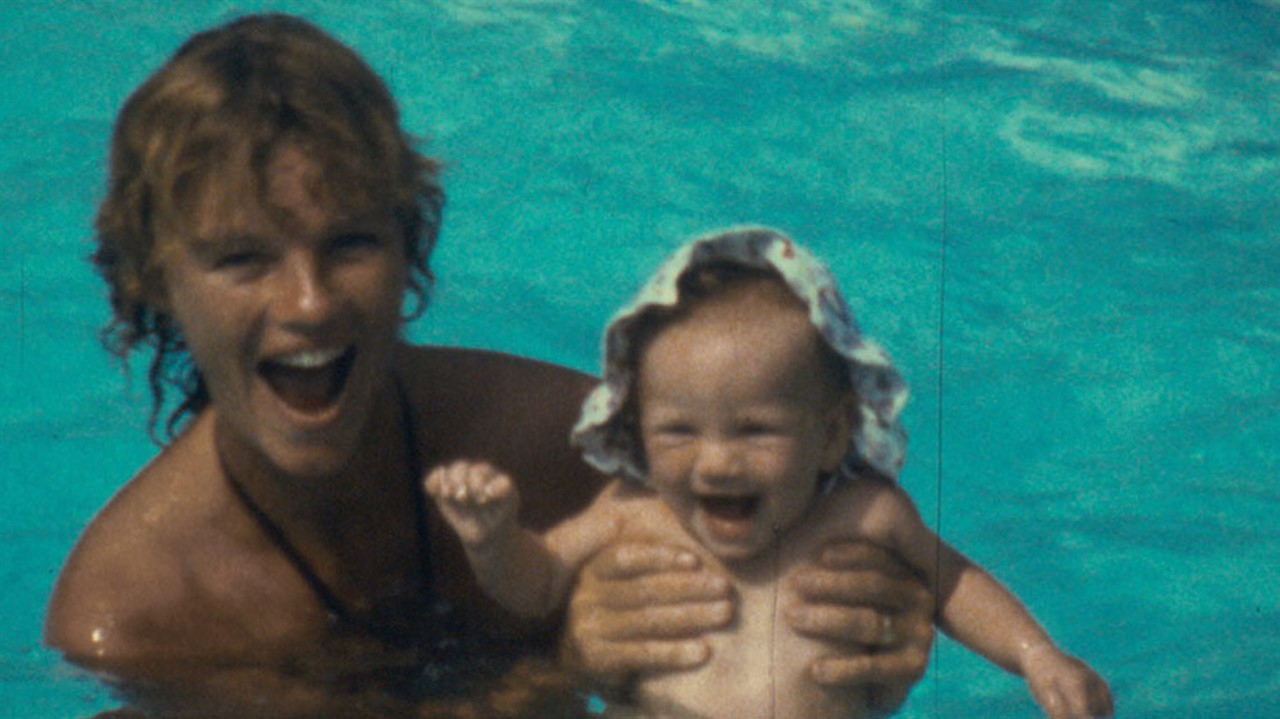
[224,374,435,627]
[225,467,352,624]
[394,374,434,600]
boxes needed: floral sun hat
[571,225,909,484]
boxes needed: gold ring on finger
[879,614,899,646]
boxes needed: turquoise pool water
[2,1,1277,716]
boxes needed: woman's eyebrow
[329,208,395,229]
[182,231,265,258]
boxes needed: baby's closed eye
[645,422,696,445]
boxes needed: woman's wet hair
[92,13,444,439]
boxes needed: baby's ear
[819,392,857,473]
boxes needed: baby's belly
[636,584,867,719]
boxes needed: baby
[427,227,1113,718]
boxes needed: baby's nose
[693,439,744,480]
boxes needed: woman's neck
[211,374,433,633]
[211,375,416,550]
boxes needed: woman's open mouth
[258,346,356,415]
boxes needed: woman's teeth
[274,347,346,369]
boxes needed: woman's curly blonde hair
[92,13,444,439]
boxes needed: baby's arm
[859,482,1113,719]
[425,461,562,618]
[930,540,1112,718]
[425,462,628,620]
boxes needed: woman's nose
[275,255,335,327]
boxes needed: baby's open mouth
[699,494,761,522]
[696,494,763,544]
[259,346,356,414]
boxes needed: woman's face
[156,143,408,479]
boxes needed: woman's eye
[216,251,265,270]
[331,232,381,257]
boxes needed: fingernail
[679,642,710,666]
[711,601,733,624]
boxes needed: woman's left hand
[785,539,935,717]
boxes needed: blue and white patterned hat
[571,225,909,483]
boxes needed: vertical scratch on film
[770,525,780,719]
[20,254,28,379]
[933,24,951,718]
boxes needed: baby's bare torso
[612,486,876,719]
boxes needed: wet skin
[44,145,608,715]
[46,146,935,716]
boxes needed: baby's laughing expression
[636,280,850,563]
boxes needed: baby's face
[637,282,850,563]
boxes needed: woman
[44,13,933,717]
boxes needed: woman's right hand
[562,542,735,683]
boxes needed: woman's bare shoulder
[397,344,606,527]
[397,344,595,396]
[44,416,250,661]
[394,344,597,459]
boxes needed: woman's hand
[562,542,734,683]
[786,539,935,716]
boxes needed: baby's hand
[1023,645,1114,719]
[424,461,520,549]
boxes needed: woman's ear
[819,392,857,473]
[140,221,182,317]
[142,273,173,316]
[137,241,177,316]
